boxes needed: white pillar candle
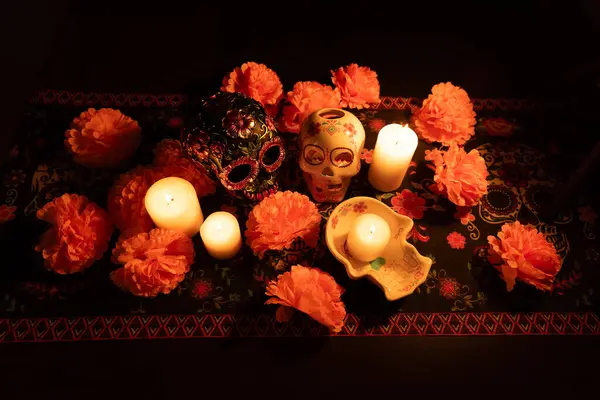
[368,124,418,192]
[346,213,391,262]
[144,177,204,237]
[200,211,242,260]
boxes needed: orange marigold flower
[412,82,476,146]
[266,265,346,333]
[111,228,195,297]
[65,108,141,168]
[425,143,488,207]
[331,63,380,109]
[487,221,562,292]
[245,191,321,258]
[221,62,283,116]
[35,194,113,274]
[108,166,158,236]
[278,82,341,133]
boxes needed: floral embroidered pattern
[447,232,466,249]
[453,207,480,240]
[0,205,16,223]
[423,268,487,311]
[438,277,462,299]
[391,189,426,219]
[3,169,26,188]
[360,148,373,164]
[180,269,243,312]
[367,118,386,132]
[407,225,431,243]
[191,279,213,299]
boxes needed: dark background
[1,1,600,397]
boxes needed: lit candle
[200,211,242,260]
[346,213,391,262]
[368,124,418,192]
[144,177,204,237]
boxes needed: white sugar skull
[299,109,365,203]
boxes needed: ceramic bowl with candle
[325,197,432,301]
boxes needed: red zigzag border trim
[0,312,598,342]
[29,90,535,111]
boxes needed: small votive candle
[200,211,242,260]
[144,177,204,237]
[368,124,418,192]
[346,213,391,262]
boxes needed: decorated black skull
[182,92,285,202]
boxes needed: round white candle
[368,124,418,192]
[346,213,391,262]
[200,211,242,260]
[144,177,204,237]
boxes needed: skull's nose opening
[321,166,334,177]
[318,109,345,119]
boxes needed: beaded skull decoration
[182,92,285,202]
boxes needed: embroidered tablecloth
[0,91,598,341]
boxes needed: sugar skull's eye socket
[259,137,286,173]
[219,156,259,191]
[331,147,354,168]
[303,145,325,166]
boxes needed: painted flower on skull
[224,109,255,139]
